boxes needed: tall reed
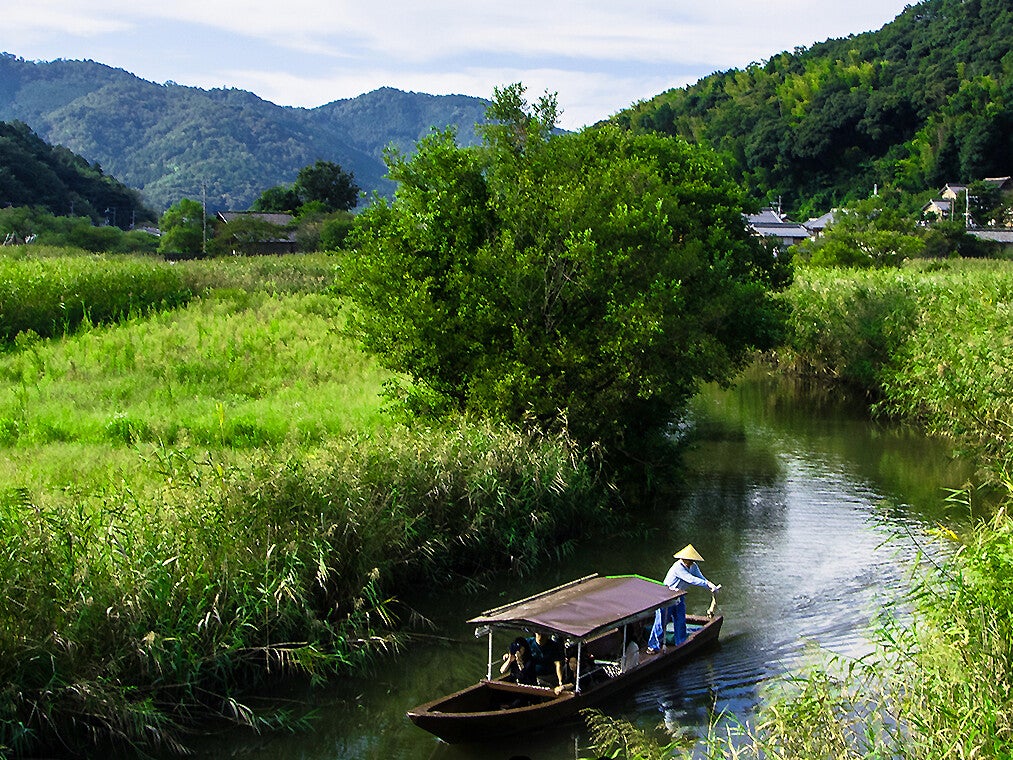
[0,420,604,756]
[640,259,1013,759]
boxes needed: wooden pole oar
[706,585,721,617]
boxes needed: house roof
[745,208,811,241]
[468,575,683,639]
[746,208,788,225]
[968,228,1013,243]
[218,211,295,226]
[805,210,838,231]
[940,184,967,199]
[923,199,953,213]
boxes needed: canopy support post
[575,641,584,694]
[487,628,494,681]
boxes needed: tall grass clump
[777,263,925,391]
[173,252,341,296]
[0,250,191,343]
[0,419,606,756]
[690,259,1013,760]
[874,262,1013,474]
[781,260,1013,478]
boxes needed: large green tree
[346,84,788,457]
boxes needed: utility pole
[201,182,207,255]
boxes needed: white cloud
[0,0,913,129]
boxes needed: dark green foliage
[208,213,291,256]
[793,193,925,268]
[0,55,489,211]
[0,207,158,252]
[346,85,788,458]
[293,160,360,212]
[253,160,360,214]
[318,211,355,250]
[251,184,301,213]
[0,120,154,226]
[920,220,993,258]
[616,0,1013,216]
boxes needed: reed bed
[1,420,602,757]
[654,259,1013,760]
[781,259,1013,478]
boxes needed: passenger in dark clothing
[554,644,596,693]
[500,637,538,685]
[527,631,565,688]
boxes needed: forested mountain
[0,119,154,226]
[614,0,1012,216]
[0,54,488,212]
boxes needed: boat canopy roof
[468,574,684,640]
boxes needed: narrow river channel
[193,366,979,760]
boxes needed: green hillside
[614,0,1012,216]
[0,55,488,212]
[0,119,154,227]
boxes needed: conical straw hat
[673,544,705,562]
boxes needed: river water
[194,367,980,759]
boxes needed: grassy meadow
[0,248,608,756]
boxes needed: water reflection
[191,367,980,760]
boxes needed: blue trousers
[648,596,686,649]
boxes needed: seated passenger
[554,644,600,693]
[527,631,565,689]
[620,624,642,673]
[500,637,537,686]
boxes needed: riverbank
[705,259,1013,758]
[0,250,612,757]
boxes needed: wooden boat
[406,573,723,743]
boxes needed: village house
[804,209,838,238]
[939,183,968,201]
[745,208,811,248]
[922,198,955,220]
[216,211,297,255]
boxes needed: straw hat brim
[673,544,705,562]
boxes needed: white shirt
[663,560,713,591]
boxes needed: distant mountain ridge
[0,54,489,212]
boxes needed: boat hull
[407,614,722,744]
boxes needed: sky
[3,1,915,131]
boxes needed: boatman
[647,544,721,653]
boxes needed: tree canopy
[252,160,360,214]
[0,120,155,226]
[345,84,788,459]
